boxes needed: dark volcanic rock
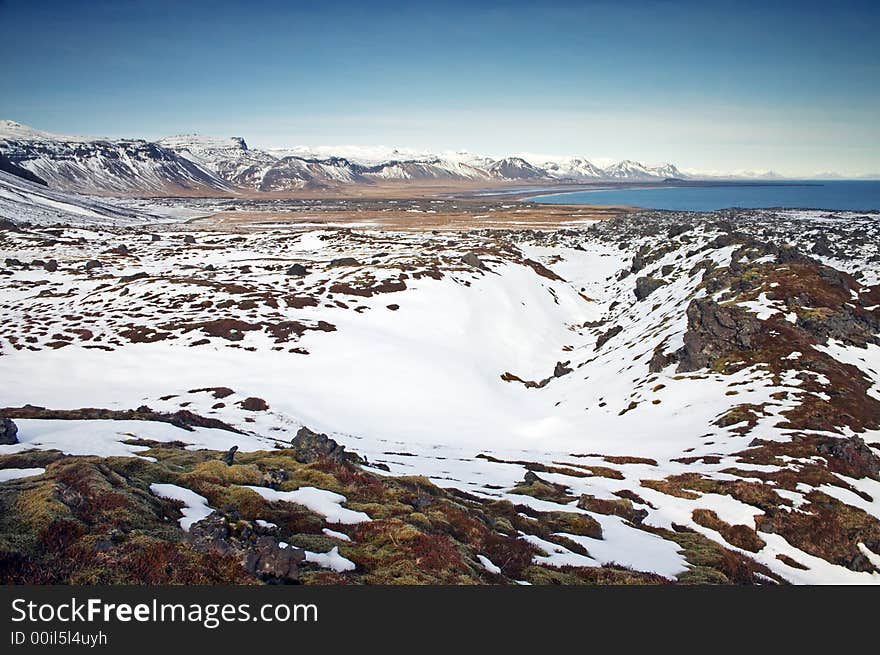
[796,306,880,348]
[329,257,359,267]
[286,263,308,276]
[289,426,362,465]
[462,252,487,270]
[817,435,880,481]
[676,298,764,372]
[238,397,269,412]
[634,276,666,301]
[0,418,18,445]
[630,245,650,273]
[595,325,622,350]
[553,361,572,378]
[187,514,305,583]
[648,345,678,372]
[84,259,103,270]
[222,445,238,466]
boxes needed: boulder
[595,325,622,350]
[286,263,308,276]
[634,276,666,301]
[462,252,486,270]
[329,257,359,267]
[289,426,362,466]
[238,397,269,412]
[222,445,238,466]
[817,435,880,481]
[0,418,18,445]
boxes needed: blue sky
[2,0,878,176]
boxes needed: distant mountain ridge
[1,119,689,195]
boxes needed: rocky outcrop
[675,298,764,373]
[187,514,305,583]
[817,435,880,481]
[595,325,622,350]
[289,426,362,466]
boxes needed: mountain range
[0,120,688,195]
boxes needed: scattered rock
[286,263,308,276]
[84,259,103,270]
[184,235,196,245]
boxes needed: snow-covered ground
[1,205,879,584]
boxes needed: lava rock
[238,397,269,412]
[462,252,487,269]
[329,257,359,267]
[289,426,362,466]
[222,445,239,466]
[286,263,308,276]
[0,418,19,445]
[675,298,763,372]
[595,325,622,350]
[634,276,666,301]
[817,435,880,481]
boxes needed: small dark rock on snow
[0,418,19,445]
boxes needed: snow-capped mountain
[0,120,232,195]
[0,119,697,195]
[156,134,276,188]
[540,157,606,181]
[487,157,546,180]
[603,159,685,180]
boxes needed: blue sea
[528,180,880,212]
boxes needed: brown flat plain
[189,199,633,232]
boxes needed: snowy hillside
[0,120,233,195]
[0,170,163,225]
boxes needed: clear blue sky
[2,0,878,176]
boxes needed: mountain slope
[0,121,234,195]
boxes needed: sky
[1,0,879,177]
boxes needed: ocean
[528,180,880,212]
